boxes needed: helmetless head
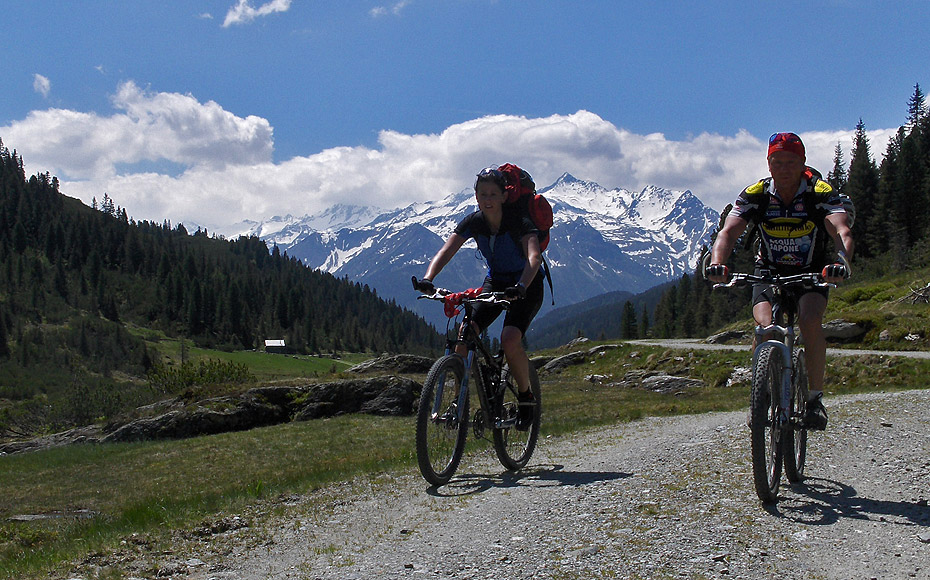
[474,166,507,212]
[767,132,806,191]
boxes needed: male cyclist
[706,132,855,430]
[414,166,544,430]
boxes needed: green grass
[824,263,930,350]
[3,340,930,579]
[134,328,359,381]
[0,414,414,579]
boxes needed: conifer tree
[827,142,847,192]
[620,301,637,339]
[906,83,926,131]
[845,119,881,258]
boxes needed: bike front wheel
[415,354,469,487]
[750,345,784,503]
[784,348,808,483]
[492,362,541,471]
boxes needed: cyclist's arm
[710,214,749,268]
[423,233,467,281]
[823,212,854,261]
[517,232,542,288]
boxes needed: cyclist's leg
[797,290,828,393]
[751,284,776,348]
[501,276,544,393]
[501,326,531,393]
[798,290,829,430]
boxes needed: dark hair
[474,166,506,192]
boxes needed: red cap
[768,132,805,159]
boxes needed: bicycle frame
[715,270,830,502]
[426,292,509,431]
[414,280,542,484]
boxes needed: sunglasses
[476,166,503,180]
[769,132,802,144]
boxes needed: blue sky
[2,1,927,229]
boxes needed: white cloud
[3,81,273,182]
[0,86,899,230]
[33,74,51,98]
[223,0,292,27]
[370,1,412,17]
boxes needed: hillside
[234,173,720,329]
[0,141,441,439]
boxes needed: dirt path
[629,338,930,360]
[106,388,930,580]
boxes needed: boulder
[346,354,434,374]
[822,319,867,341]
[706,330,749,344]
[541,351,588,373]
[540,344,621,374]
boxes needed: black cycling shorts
[470,274,544,336]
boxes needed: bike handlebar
[417,289,511,305]
[714,271,832,290]
[412,275,512,306]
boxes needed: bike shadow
[426,463,632,497]
[765,477,930,528]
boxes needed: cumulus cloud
[223,0,291,27]
[0,85,899,231]
[3,81,273,182]
[33,74,51,98]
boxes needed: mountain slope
[236,173,720,328]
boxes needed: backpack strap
[802,177,833,225]
[541,255,554,305]
[741,179,770,250]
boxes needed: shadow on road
[426,463,632,497]
[765,477,930,528]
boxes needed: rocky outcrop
[345,354,434,374]
[0,376,422,452]
[541,344,621,373]
[101,376,420,444]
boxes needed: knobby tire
[784,349,808,483]
[492,363,541,471]
[750,345,784,503]
[415,354,468,487]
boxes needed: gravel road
[104,388,930,580]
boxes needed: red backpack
[497,163,555,302]
[498,163,553,252]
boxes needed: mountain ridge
[220,173,720,328]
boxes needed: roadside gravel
[90,389,930,580]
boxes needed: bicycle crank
[472,410,487,439]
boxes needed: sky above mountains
[2,1,925,228]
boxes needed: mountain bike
[714,270,829,503]
[412,280,542,487]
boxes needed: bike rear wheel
[415,354,469,486]
[750,345,784,503]
[784,348,809,483]
[492,363,541,471]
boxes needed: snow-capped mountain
[229,173,719,328]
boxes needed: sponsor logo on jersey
[760,218,816,239]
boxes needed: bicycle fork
[430,351,474,426]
